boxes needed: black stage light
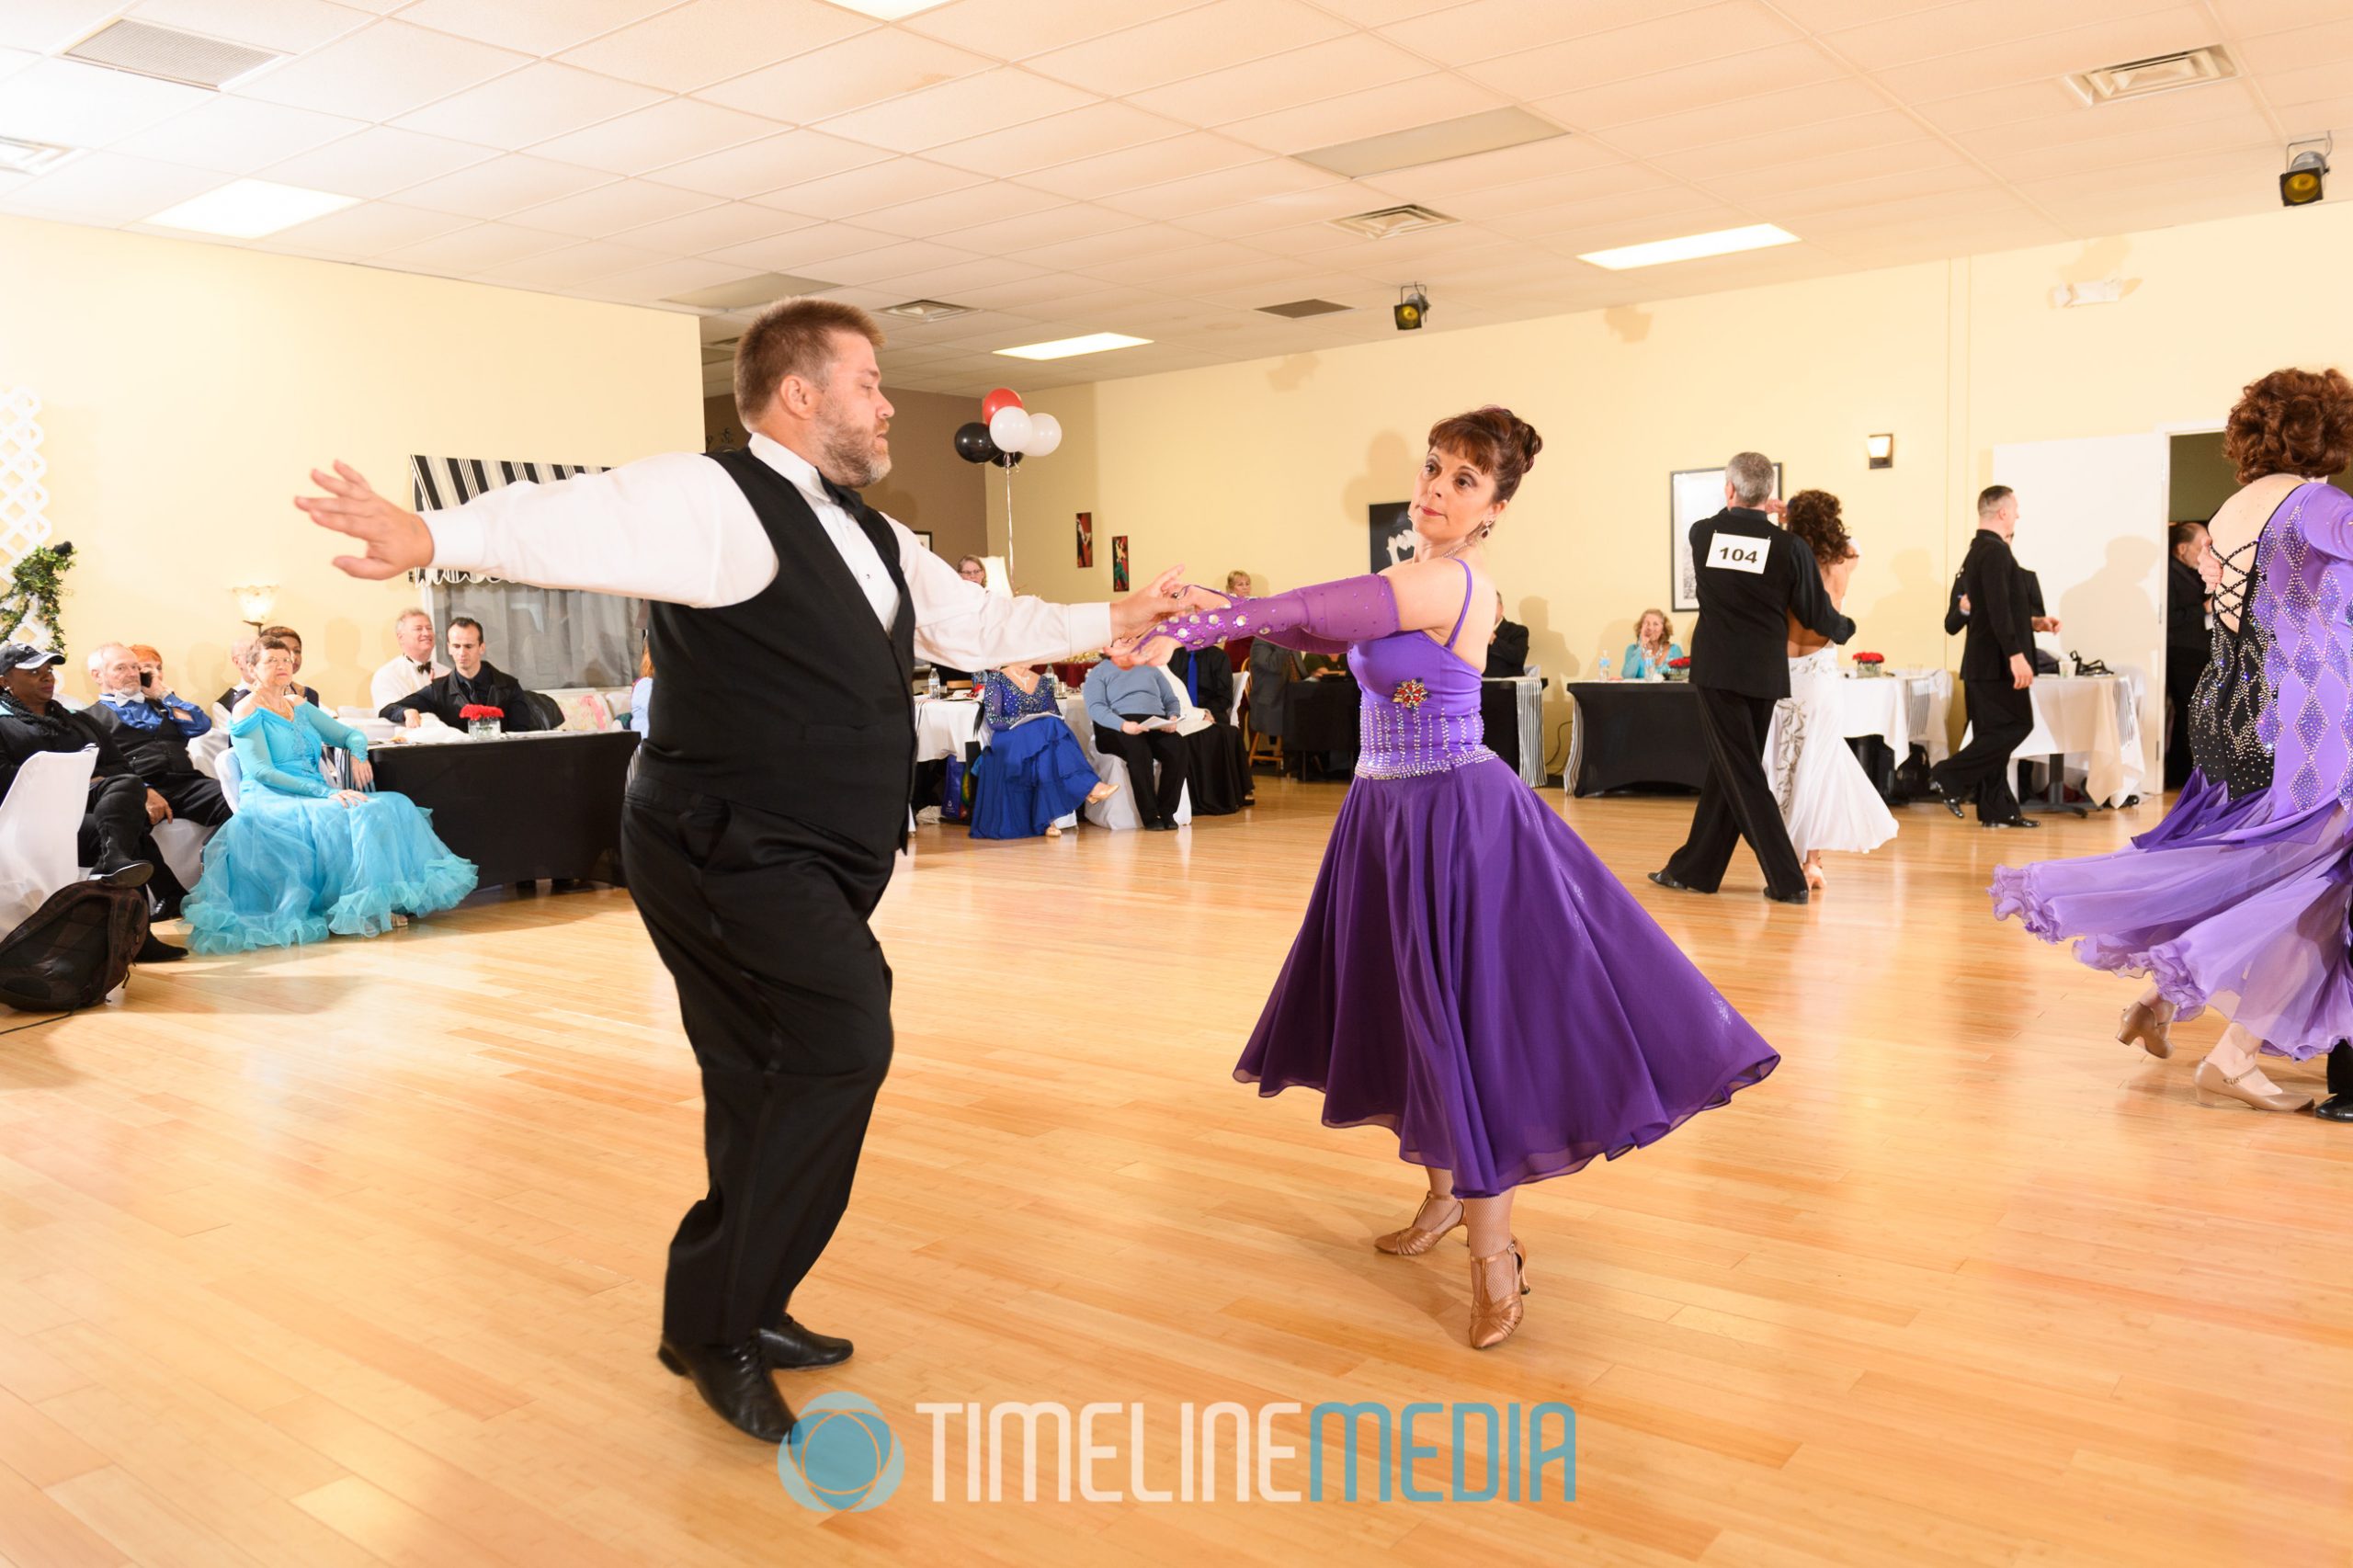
[1394,284,1428,330]
[2282,138,2330,207]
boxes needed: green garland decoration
[0,543,74,653]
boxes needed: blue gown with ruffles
[183,703,476,955]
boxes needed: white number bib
[1707,536,1768,574]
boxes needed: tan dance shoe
[2193,1056,2313,1112]
[1468,1240,1529,1350]
[1373,1193,1464,1256]
[2117,998,2173,1060]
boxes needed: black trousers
[621,777,896,1347]
[77,775,153,872]
[1093,722,1188,824]
[153,770,232,828]
[2164,644,2205,790]
[1937,679,2035,823]
[1664,687,1805,898]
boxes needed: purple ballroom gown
[1991,480,2353,1059]
[1229,565,1779,1198]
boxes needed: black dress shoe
[1762,886,1811,905]
[657,1336,795,1442]
[89,860,154,891]
[1647,869,1705,894]
[759,1314,853,1369]
[1982,816,2041,829]
[1942,798,1967,820]
[134,933,186,964]
[2314,1094,2353,1123]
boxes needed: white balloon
[988,405,1033,454]
[1025,412,1063,457]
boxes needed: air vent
[2064,46,2236,106]
[881,299,975,323]
[664,273,836,311]
[66,19,281,90]
[1328,205,1458,241]
[1257,299,1352,318]
[0,136,76,176]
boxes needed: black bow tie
[820,477,861,512]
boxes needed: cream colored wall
[1,212,702,709]
[991,200,2353,761]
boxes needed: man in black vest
[2164,520,2214,790]
[85,642,233,829]
[1930,484,2041,827]
[378,618,551,731]
[298,299,1182,1445]
[1653,452,1855,904]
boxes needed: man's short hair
[2169,520,2210,551]
[395,607,432,631]
[733,298,884,425]
[1977,484,2015,517]
[1725,451,1774,506]
[87,642,130,677]
[447,616,484,641]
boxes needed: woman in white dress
[1770,490,1897,890]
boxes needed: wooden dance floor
[4,782,2350,1566]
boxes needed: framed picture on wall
[1369,500,1414,571]
[1111,534,1130,592]
[913,530,934,553]
[1075,511,1093,568]
[1669,462,1781,612]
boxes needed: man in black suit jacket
[85,642,232,828]
[1930,485,2041,826]
[1654,452,1855,904]
[2164,521,2213,790]
[1484,590,1531,677]
[378,616,551,731]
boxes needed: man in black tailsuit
[1931,484,2042,828]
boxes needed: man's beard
[814,403,890,490]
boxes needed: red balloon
[981,387,1024,422]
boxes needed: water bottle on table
[926,666,942,700]
[1597,654,1611,684]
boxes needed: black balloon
[953,421,996,464]
[988,449,1022,469]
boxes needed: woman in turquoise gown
[183,637,475,955]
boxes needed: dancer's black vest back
[637,448,915,859]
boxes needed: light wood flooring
[3,781,2350,1567]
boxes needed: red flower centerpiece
[1665,655,1691,683]
[1391,677,1430,710]
[1850,652,1886,677]
[460,702,506,735]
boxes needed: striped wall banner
[407,453,608,584]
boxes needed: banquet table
[369,728,639,886]
[914,693,985,762]
[1563,681,1707,796]
[1960,672,2147,809]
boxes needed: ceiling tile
[1752,164,2002,219]
[694,29,995,123]
[1172,185,1397,237]
[392,61,665,150]
[1911,77,2083,134]
[1868,7,2216,103]
[612,199,813,254]
[1528,41,1852,134]
[0,151,222,225]
[392,0,677,55]
[389,153,617,219]
[507,177,717,238]
[556,0,876,92]
[574,255,758,302]
[1217,75,1516,156]
[653,130,892,199]
[1095,158,1346,221]
[1949,82,2268,159]
[373,221,576,274]
[1024,0,1349,97]
[1459,3,1805,97]
[1824,0,2188,71]
[2234,16,2353,72]
[703,222,903,271]
[0,57,210,147]
[1647,111,1926,180]
[856,179,1066,238]
[470,237,670,287]
[1349,132,1627,198]
[904,0,1205,58]
[946,201,1143,253]
[256,199,472,259]
[1599,77,1891,158]
[1013,132,1267,199]
[1377,0,1700,66]
[129,0,373,53]
[817,239,985,285]
[1693,136,1965,199]
[1447,165,1688,223]
[237,18,530,122]
[756,156,983,220]
[259,126,498,199]
[2257,57,2353,108]
[528,97,779,176]
[922,101,1185,177]
[106,95,366,176]
[1127,34,1433,126]
[816,69,1101,154]
[1016,221,1207,270]
[0,0,119,51]
[862,256,1049,300]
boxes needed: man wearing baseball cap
[0,641,186,961]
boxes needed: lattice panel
[0,388,51,567]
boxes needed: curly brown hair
[1783,488,1852,567]
[2223,367,2353,485]
[1427,405,1543,503]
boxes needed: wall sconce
[231,583,278,630]
[1865,434,1895,470]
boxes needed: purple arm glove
[1146,574,1402,659]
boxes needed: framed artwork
[1075,511,1093,568]
[1669,462,1781,612]
[913,529,933,553]
[1369,500,1414,571]
[1111,534,1130,592]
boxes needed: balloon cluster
[953,387,1063,470]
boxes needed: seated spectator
[256,625,323,706]
[85,642,231,829]
[184,638,475,955]
[369,608,449,709]
[1246,636,1301,749]
[1620,608,1685,680]
[1485,590,1530,678]
[630,645,654,734]
[1168,646,1253,813]
[378,617,551,731]
[928,557,993,685]
[1083,656,1189,831]
[0,642,184,960]
[971,666,1114,839]
[213,634,260,724]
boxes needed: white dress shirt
[370,655,450,710]
[423,432,1111,671]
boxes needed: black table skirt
[371,730,639,886]
[1270,674,1535,778]
[1565,681,1709,796]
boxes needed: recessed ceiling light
[825,0,955,18]
[1578,222,1799,271]
[881,299,975,323]
[0,136,76,176]
[145,178,357,238]
[995,333,1152,362]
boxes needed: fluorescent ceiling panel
[146,177,358,237]
[995,332,1152,360]
[1578,222,1799,271]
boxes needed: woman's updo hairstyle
[1783,489,1852,567]
[1427,405,1543,503]
[2223,367,2353,485]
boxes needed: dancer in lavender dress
[1991,368,2353,1117]
[1137,408,1780,1347]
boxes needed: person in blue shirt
[1620,608,1686,680]
[1082,656,1189,830]
[970,666,1114,838]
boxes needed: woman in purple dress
[1138,408,1780,1348]
[1991,368,2353,1118]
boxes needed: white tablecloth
[1960,673,2146,808]
[1835,666,1952,767]
[914,694,984,762]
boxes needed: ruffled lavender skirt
[1990,771,2353,1060]
[1234,756,1779,1198]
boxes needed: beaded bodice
[982,669,1058,732]
[2188,532,2271,801]
[1347,560,1493,780]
